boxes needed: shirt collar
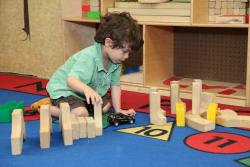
[94,42,120,73]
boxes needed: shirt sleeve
[110,65,121,86]
[68,55,95,85]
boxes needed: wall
[0,0,64,78]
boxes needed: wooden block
[115,1,191,9]
[200,92,215,112]
[94,103,103,136]
[85,117,96,138]
[60,103,73,146]
[170,81,180,114]
[192,79,202,115]
[215,15,245,23]
[176,102,186,127]
[206,103,218,123]
[138,0,170,3]
[130,15,191,23]
[149,87,167,125]
[71,114,80,140]
[108,8,190,16]
[216,109,250,128]
[40,105,51,149]
[186,113,215,132]
[11,109,25,155]
[78,117,87,138]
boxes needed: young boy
[46,12,143,117]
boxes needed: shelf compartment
[63,21,97,59]
[144,25,174,87]
[174,27,247,84]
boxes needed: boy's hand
[83,87,103,105]
[117,108,136,116]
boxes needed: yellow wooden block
[206,103,218,123]
[176,102,186,127]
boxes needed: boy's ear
[104,38,113,48]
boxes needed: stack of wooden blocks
[208,0,249,23]
[108,1,191,23]
[11,102,103,155]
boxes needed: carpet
[0,72,249,167]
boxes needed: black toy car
[107,112,135,127]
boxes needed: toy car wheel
[114,122,119,127]
[129,120,134,124]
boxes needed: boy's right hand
[83,87,103,105]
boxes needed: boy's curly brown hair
[94,12,144,52]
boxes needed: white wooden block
[170,81,180,114]
[94,103,103,136]
[85,117,96,138]
[192,80,202,115]
[216,109,250,128]
[11,109,25,155]
[78,117,87,138]
[40,105,51,149]
[60,103,73,146]
[150,87,167,125]
[71,114,80,140]
[186,113,215,132]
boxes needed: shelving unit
[60,0,250,107]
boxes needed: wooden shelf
[63,17,100,23]
[63,17,249,28]
[61,0,250,107]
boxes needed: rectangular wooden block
[176,102,186,126]
[71,114,80,140]
[186,113,215,132]
[94,103,103,136]
[78,117,87,138]
[11,109,25,155]
[40,105,51,149]
[60,103,73,146]
[206,103,218,123]
[115,1,191,9]
[85,117,96,138]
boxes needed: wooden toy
[60,103,73,146]
[78,116,87,138]
[94,103,102,136]
[185,79,215,132]
[149,87,167,125]
[138,0,170,3]
[216,109,250,128]
[186,113,215,132]
[11,109,25,155]
[71,114,80,140]
[40,105,52,149]
[170,81,180,114]
[176,102,186,126]
[191,79,202,115]
[206,103,218,123]
[85,117,96,138]
[200,92,216,114]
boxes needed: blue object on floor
[123,66,140,74]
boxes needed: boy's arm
[111,85,136,115]
[67,76,102,104]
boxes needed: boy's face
[104,38,131,64]
[107,47,131,64]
